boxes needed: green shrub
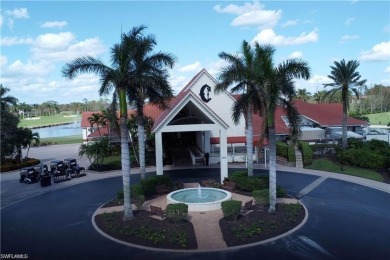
[221,200,242,221]
[166,203,188,223]
[311,143,338,155]
[117,190,124,200]
[276,141,288,158]
[287,145,296,162]
[299,141,313,165]
[253,189,269,204]
[131,184,144,197]
[343,148,389,169]
[140,175,173,197]
[277,186,287,198]
[229,171,268,192]
[134,195,145,210]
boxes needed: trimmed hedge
[287,145,296,162]
[253,189,269,204]
[229,171,268,192]
[166,203,188,223]
[276,142,288,158]
[131,184,144,197]
[221,200,241,221]
[343,148,389,169]
[299,141,313,166]
[0,158,41,172]
[140,175,173,197]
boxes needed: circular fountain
[167,185,232,211]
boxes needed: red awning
[210,136,268,146]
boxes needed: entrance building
[153,69,254,183]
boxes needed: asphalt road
[1,167,389,260]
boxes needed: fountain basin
[167,187,231,211]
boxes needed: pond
[33,122,82,138]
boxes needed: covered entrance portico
[153,91,229,183]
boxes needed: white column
[219,129,228,183]
[155,131,163,175]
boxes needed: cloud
[31,33,105,62]
[178,61,202,72]
[0,36,34,46]
[0,55,7,68]
[251,28,318,46]
[281,19,299,28]
[360,41,390,62]
[345,17,355,26]
[41,21,68,28]
[2,7,29,30]
[169,75,187,94]
[5,8,29,19]
[385,67,390,73]
[205,59,228,78]
[289,51,303,59]
[308,74,333,85]
[214,1,281,29]
[6,59,53,77]
[340,34,359,43]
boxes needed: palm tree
[295,88,311,102]
[0,84,18,111]
[25,131,40,159]
[257,44,311,213]
[62,26,152,220]
[88,113,103,135]
[313,90,327,103]
[215,40,266,177]
[125,28,175,179]
[324,59,366,150]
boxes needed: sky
[1,0,389,105]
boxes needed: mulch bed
[95,202,305,249]
[219,203,305,247]
[94,210,198,249]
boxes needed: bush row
[228,171,268,191]
[221,200,241,221]
[166,203,188,223]
[299,141,313,166]
[342,148,389,169]
[140,175,173,197]
[0,158,41,172]
[276,141,296,162]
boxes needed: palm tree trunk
[342,87,348,150]
[119,90,133,220]
[268,124,277,214]
[138,124,146,179]
[246,105,253,176]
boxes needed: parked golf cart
[50,160,70,182]
[64,158,86,178]
[20,167,39,184]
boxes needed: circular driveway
[1,168,389,260]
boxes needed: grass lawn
[306,159,384,182]
[19,112,78,128]
[366,112,390,126]
[40,134,83,145]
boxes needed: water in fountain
[198,184,202,198]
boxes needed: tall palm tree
[125,28,175,179]
[215,40,266,177]
[313,90,327,103]
[324,59,366,150]
[0,84,18,111]
[62,26,151,220]
[256,44,311,213]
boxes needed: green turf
[40,135,83,145]
[19,113,79,128]
[366,112,390,126]
[306,159,384,182]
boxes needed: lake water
[33,122,82,138]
